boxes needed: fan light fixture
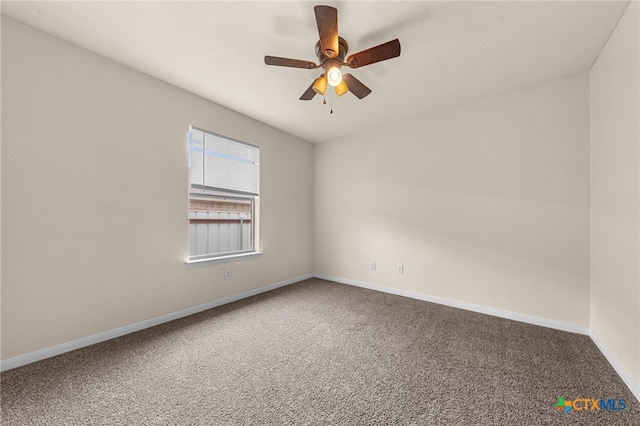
[326,65,342,86]
[264,6,402,103]
[312,74,328,95]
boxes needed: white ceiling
[1,1,630,143]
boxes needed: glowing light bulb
[326,66,342,87]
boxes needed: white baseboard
[315,273,639,402]
[589,329,640,402]
[315,274,589,335]
[0,274,312,372]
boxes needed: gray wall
[1,16,314,360]
[590,1,640,387]
[315,72,591,327]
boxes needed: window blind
[189,127,259,196]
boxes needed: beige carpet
[1,278,637,425]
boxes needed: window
[188,127,259,262]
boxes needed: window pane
[188,196,254,258]
[190,128,259,196]
[188,127,259,260]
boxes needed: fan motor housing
[315,36,349,63]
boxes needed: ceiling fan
[264,5,401,101]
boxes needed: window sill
[186,251,263,269]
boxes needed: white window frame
[186,126,261,268]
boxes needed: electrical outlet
[396,264,404,274]
[370,261,377,270]
[224,268,232,280]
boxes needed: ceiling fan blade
[264,56,316,69]
[346,39,401,68]
[299,83,317,101]
[342,74,372,99]
[314,5,339,58]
